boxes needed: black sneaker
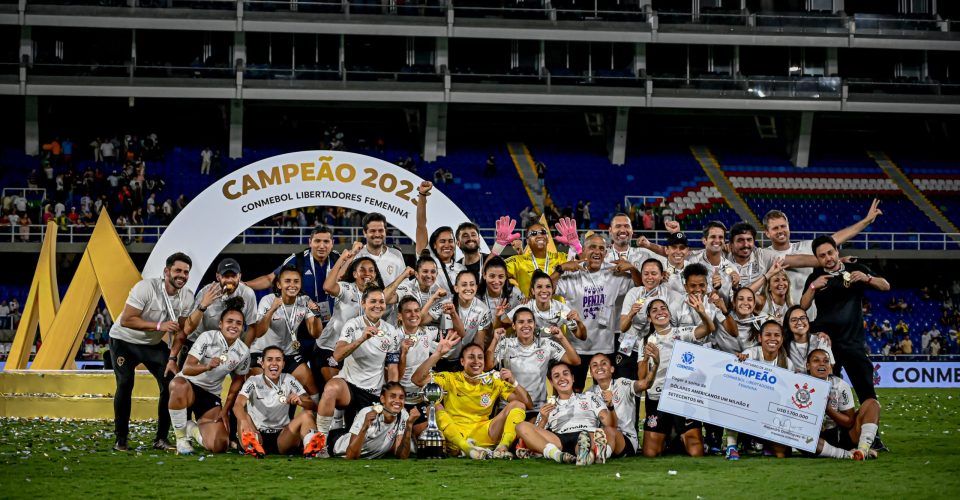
[871,436,890,452]
[113,437,128,452]
[153,438,175,451]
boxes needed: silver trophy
[417,379,446,458]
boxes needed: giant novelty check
[658,341,830,453]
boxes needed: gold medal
[218,353,228,363]
[222,283,236,295]
[723,266,734,276]
[376,329,385,337]
[547,396,558,406]
[539,326,552,336]
[636,298,646,306]
[841,271,852,288]
[666,265,675,275]
[291,340,301,351]
[406,333,419,342]
[278,395,287,404]
[372,403,384,414]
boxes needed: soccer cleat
[871,436,889,452]
[240,431,265,458]
[466,439,492,460]
[152,438,175,451]
[575,431,594,466]
[112,437,128,452]
[708,446,723,456]
[303,433,327,458]
[851,449,878,461]
[725,445,740,461]
[515,439,532,459]
[560,452,577,464]
[175,437,195,456]
[492,445,514,460]
[592,429,608,465]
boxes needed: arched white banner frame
[143,150,487,291]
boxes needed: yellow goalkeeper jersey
[433,371,516,426]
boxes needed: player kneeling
[515,362,618,466]
[168,298,250,455]
[807,349,880,461]
[326,382,419,459]
[233,345,327,458]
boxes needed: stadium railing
[4,224,959,251]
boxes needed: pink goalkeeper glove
[491,216,521,255]
[554,217,582,254]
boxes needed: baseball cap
[217,258,241,275]
[666,232,689,247]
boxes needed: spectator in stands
[8,298,19,328]
[930,337,942,356]
[62,138,73,167]
[898,334,913,355]
[951,280,960,307]
[880,340,892,356]
[642,209,654,234]
[484,155,497,177]
[862,298,872,316]
[919,285,931,301]
[582,201,591,229]
[536,161,546,191]
[90,137,103,163]
[880,319,893,341]
[7,211,19,238]
[200,147,212,175]
[18,212,31,242]
[41,204,54,225]
[176,194,187,213]
[101,138,116,167]
[14,194,26,216]
[895,319,909,336]
[921,328,931,354]
[0,299,9,329]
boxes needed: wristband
[491,242,506,256]
[808,284,816,291]
[168,356,177,362]
[156,321,162,331]
[198,304,207,312]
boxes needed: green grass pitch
[1,389,958,499]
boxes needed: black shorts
[344,381,381,428]
[643,398,700,436]
[833,346,877,403]
[555,431,584,455]
[259,428,287,455]
[327,428,350,456]
[821,426,855,450]
[251,352,305,372]
[615,438,637,458]
[613,351,639,380]
[404,401,429,426]
[316,348,340,370]
[188,381,222,418]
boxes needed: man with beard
[763,200,882,320]
[182,258,258,364]
[455,222,487,276]
[727,222,820,293]
[356,212,406,322]
[552,235,640,390]
[802,236,889,408]
[109,252,196,451]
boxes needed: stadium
[1,0,959,498]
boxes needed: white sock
[819,441,851,459]
[332,409,345,430]
[726,431,738,447]
[303,430,316,448]
[316,415,334,434]
[858,423,878,452]
[188,422,203,446]
[604,445,613,459]
[543,443,563,463]
[310,394,320,405]
[170,408,187,439]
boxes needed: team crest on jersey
[387,265,396,276]
[579,400,589,410]
[479,393,492,407]
[535,349,545,362]
[791,383,816,409]
[380,339,392,351]
[646,415,658,428]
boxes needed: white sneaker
[466,439,492,460]
[175,437,194,456]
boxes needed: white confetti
[25,478,30,482]
[668,470,678,475]
[441,485,448,488]
[615,472,621,479]
[944,431,950,434]
[287,476,293,480]
[198,456,205,462]
[520,474,528,478]
[156,461,164,465]
[63,466,69,472]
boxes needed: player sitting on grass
[411,335,532,460]
[326,382,419,459]
[585,349,659,459]
[514,362,617,465]
[168,297,251,455]
[233,345,326,458]
[806,348,880,461]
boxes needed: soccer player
[412,337,532,460]
[668,264,724,336]
[318,247,386,381]
[314,286,402,453]
[233,345,327,457]
[514,362,618,465]
[750,260,793,321]
[586,350,658,458]
[395,296,439,409]
[716,287,759,355]
[327,382,419,459]
[183,258,258,364]
[109,252,195,451]
[737,319,793,370]
[638,298,713,457]
[247,266,324,405]
[427,270,491,359]
[390,254,446,327]
[478,256,525,327]
[168,297,251,455]
[806,349,880,460]
[642,223,739,300]
[415,181,465,292]
[503,271,585,341]
[551,234,638,390]
[802,235,889,406]
[486,308,580,410]
[783,305,834,373]
[618,259,679,379]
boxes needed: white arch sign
[143,150,487,290]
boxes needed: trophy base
[416,444,447,459]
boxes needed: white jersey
[787,336,835,373]
[479,287,526,318]
[539,392,605,434]
[740,346,795,372]
[641,326,699,401]
[396,279,441,309]
[618,285,678,354]
[687,250,736,299]
[727,248,775,291]
[332,406,409,459]
[506,300,578,336]
[251,295,312,355]
[110,278,195,345]
[240,373,306,431]
[399,326,439,403]
[493,336,565,408]
[429,298,491,359]
[318,282,363,350]
[662,261,688,296]
[355,245,405,324]
[822,375,855,430]
[557,266,633,355]
[764,240,817,320]
[187,282,258,342]
[710,314,758,354]
[606,246,663,317]
[181,330,251,395]
[335,316,402,393]
[760,298,791,324]
[668,294,723,335]
[427,250,466,293]
[586,378,639,450]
